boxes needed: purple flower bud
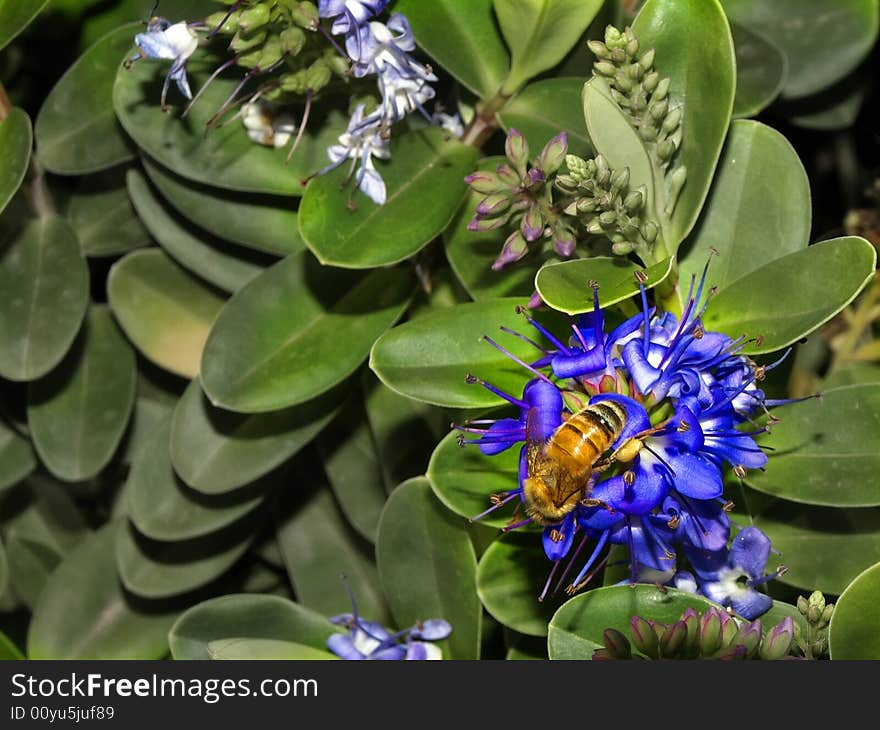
[553,226,576,257]
[630,616,659,658]
[527,167,546,186]
[476,192,512,217]
[496,163,521,187]
[505,128,530,176]
[699,608,723,655]
[521,207,545,242]
[720,611,740,648]
[760,616,794,660]
[739,619,762,657]
[468,213,511,232]
[492,230,529,271]
[717,645,748,660]
[659,620,687,658]
[603,628,632,659]
[527,290,543,309]
[537,132,568,175]
[465,170,504,195]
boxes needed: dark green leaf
[829,561,880,659]
[169,594,339,659]
[0,0,49,51]
[703,236,876,355]
[0,418,35,492]
[377,477,481,659]
[27,306,136,482]
[0,631,23,660]
[171,379,343,495]
[0,108,31,216]
[679,120,810,293]
[142,155,302,257]
[730,22,787,118]
[548,585,719,659]
[107,248,226,379]
[299,128,476,268]
[0,217,89,381]
[207,638,338,660]
[200,252,412,413]
[27,523,178,659]
[127,168,269,293]
[395,0,509,98]
[822,364,880,390]
[35,23,137,174]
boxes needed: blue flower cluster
[127,16,201,111]
[459,271,796,620]
[317,0,455,205]
[327,613,452,660]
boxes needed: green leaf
[395,0,509,98]
[200,251,412,413]
[171,378,343,495]
[547,585,719,659]
[116,518,254,600]
[120,396,174,467]
[114,55,344,195]
[370,298,556,408]
[499,78,593,158]
[0,217,89,381]
[299,128,477,269]
[495,0,604,93]
[169,594,339,659]
[316,397,388,543]
[477,533,557,637]
[730,22,787,118]
[377,477,481,659]
[127,416,267,542]
[107,248,226,379]
[734,487,880,595]
[127,168,269,294]
[276,481,389,625]
[27,523,178,659]
[141,156,302,257]
[823,364,880,390]
[35,23,137,174]
[702,237,876,355]
[633,0,736,247]
[0,108,31,216]
[0,0,49,51]
[829,561,880,659]
[66,165,151,257]
[428,428,517,529]
[678,120,810,293]
[746,384,880,507]
[536,256,673,315]
[784,75,869,131]
[722,0,879,100]
[27,306,136,482]
[0,631,23,660]
[760,599,809,638]
[207,638,338,660]
[0,418,35,492]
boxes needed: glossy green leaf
[116,518,254,600]
[734,488,880,595]
[499,78,593,158]
[141,156,302,256]
[722,0,879,100]
[299,128,476,268]
[703,237,876,355]
[428,428,517,529]
[678,120,810,293]
[477,533,558,637]
[316,397,387,543]
[0,0,49,51]
[0,217,89,381]
[127,168,269,293]
[200,251,412,413]
[395,0,509,98]
[27,523,178,659]
[171,378,342,495]
[276,482,389,624]
[35,23,137,174]
[495,0,603,93]
[169,594,340,659]
[127,416,267,542]
[633,0,736,246]
[114,55,344,195]
[66,165,151,257]
[0,108,31,216]
[730,22,787,118]
[0,418,35,492]
[823,364,880,390]
[829,562,880,659]
[370,298,557,408]
[746,384,880,507]
[536,256,673,315]
[377,478,481,659]
[120,396,174,467]
[107,248,226,379]
[207,638,338,660]
[27,306,136,482]
[548,585,720,659]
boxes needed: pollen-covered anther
[490,493,507,505]
[667,514,680,529]
[733,464,747,480]
[550,529,564,543]
[677,420,690,433]
[776,564,789,577]
[623,470,636,486]
[753,365,766,381]
[754,335,765,348]
[723,500,735,513]
[693,324,705,340]
[634,269,649,285]
[588,279,600,290]
[464,373,478,384]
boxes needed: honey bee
[523,400,643,526]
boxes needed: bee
[523,400,643,526]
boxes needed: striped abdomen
[542,400,626,480]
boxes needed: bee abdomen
[543,402,625,478]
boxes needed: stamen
[722,500,735,513]
[469,492,518,523]
[515,306,568,350]
[481,335,555,384]
[538,559,563,602]
[566,529,611,594]
[463,374,527,408]
[499,326,551,355]
[732,464,747,480]
[206,66,260,128]
[285,89,313,164]
[554,533,590,595]
[502,517,534,532]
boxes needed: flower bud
[553,226,576,257]
[576,197,598,214]
[594,61,617,78]
[492,230,529,270]
[588,40,610,59]
[496,163,521,187]
[610,168,630,193]
[657,139,676,162]
[468,212,511,232]
[624,190,643,213]
[290,1,320,29]
[821,604,835,626]
[565,154,589,179]
[630,616,660,659]
[716,645,747,660]
[505,129,530,176]
[649,99,668,121]
[659,621,687,658]
[662,109,682,136]
[642,71,659,93]
[594,155,610,186]
[205,11,239,34]
[231,29,268,54]
[760,616,795,660]
[628,63,644,81]
[614,71,634,93]
[654,77,670,101]
[699,608,723,655]
[808,591,826,618]
[641,221,658,243]
[521,207,545,241]
[797,595,810,616]
[599,210,617,227]
[238,4,271,33]
[280,27,306,55]
[611,47,627,65]
[639,48,656,70]
[585,219,604,235]
[604,25,623,46]
[537,132,568,175]
[719,612,740,648]
[603,628,632,659]
[626,38,640,58]
[476,192,512,217]
[465,170,504,195]
[611,241,634,256]
[739,620,763,658]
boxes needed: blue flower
[128,17,199,110]
[327,614,452,660]
[319,104,390,204]
[319,0,390,37]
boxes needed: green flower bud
[739,620,763,658]
[630,616,660,659]
[610,167,630,192]
[626,37,640,59]
[611,241,634,255]
[699,608,723,655]
[281,26,306,55]
[657,139,676,162]
[610,88,631,109]
[623,191,643,214]
[614,71,634,93]
[649,98,668,121]
[821,604,835,626]
[628,63,644,81]
[599,210,617,227]
[594,61,617,77]
[665,165,688,217]
[797,595,810,616]
[230,29,267,54]
[662,108,682,135]
[588,40,610,59]
[604,25,623,46]
[238,4,271,33]
[505,129,530,177]
[642,71,659,93]
[760,617,795,660]
[611,47,627,65]
[538,132,569,175]
[639,48,656,70]
[576,197,598,214]
[304,57,331,90]
[719,613,740,649]
[654,77,671,101]
[594,155,610,186]
[465,170,504,195]
[641,125,658,143]
[808,591,826,617]
[585,219,604,235]
[289,1,320,30]
[205,11,239,34]
[564,154,589,180]
[641,220,659,243]
[562,200,579,216]
[603,628,632,660]
[659,621,687,658]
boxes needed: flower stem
[461,91,510,149]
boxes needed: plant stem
[461,91,510,149]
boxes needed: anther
[588,279,600,290]
[490,493,507,505]
[753,365,766,381]
[722,500,735,513]
[754,335,764,348]
[464,374,478,384]
[693,324,705,340]
[550,529,564,543]
[623,470,636,486]
[634,269,649,285]
[667,514,680,529]
[733,464,747,479]
[456,435,466,448]
[776,564,789,577]
[708,246,719,257]
[677,420,690,433]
